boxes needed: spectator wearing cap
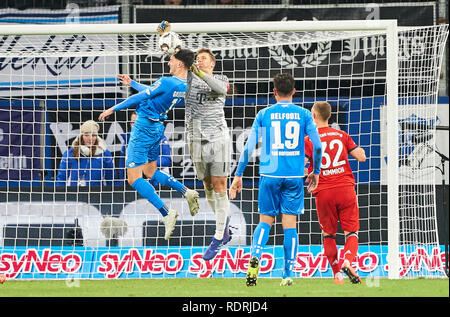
[56,120,114,187]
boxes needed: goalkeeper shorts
[189,138,231,180]
[314,185,360,235]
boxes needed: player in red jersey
[305,101,366,285]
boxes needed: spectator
[118,112,172,186]
[56,120,114,187]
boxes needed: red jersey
[305,126,358,194]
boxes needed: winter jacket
[56,136,114,187]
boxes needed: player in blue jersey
[98,49,200,241]
[229,73,323,287]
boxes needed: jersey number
[321,139,346,169]
[272,121,300,150]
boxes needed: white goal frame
[2,19,435,280]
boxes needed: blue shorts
[126,116,164,168]
[258,176,304,216]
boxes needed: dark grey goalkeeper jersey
[185,71,229,142]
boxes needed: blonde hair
[312,101,331,121]
[196,48,216,64]
[72,135,98,158]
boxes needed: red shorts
[314,185,360,235]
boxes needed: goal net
[0,21,447,280]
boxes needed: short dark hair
[273,73,295,97]
[173,49,195,69]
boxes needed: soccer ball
[158,31,182,55]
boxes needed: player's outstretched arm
[118,74,132,86]
[99,88,148,121]
[118,74,148,92]
[229,176,243,200]
[98,107,114,121]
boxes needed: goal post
[385,20,400,280]
[0,20,447,280]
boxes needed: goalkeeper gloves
[157,20,171,35]
[190,63,205,79]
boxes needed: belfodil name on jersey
[270,112,301,120]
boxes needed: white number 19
[272,121,300,150]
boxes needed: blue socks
[250,223,298,278]
[150,170,187,195]
[283,228,298,279]
[131,170,188,217]
[131,177,169,216]
[250,222,271,259]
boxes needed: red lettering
[199,258,214,278]
[150,253,165,273]
[165,253,183,273]
[239,253,251,272]
[62,254,82,273]
[0,254,12,272]
[98,254,118,278]
[188,253,204,275]
[47,254,62,273]
[141,249,154,272]
[358,252,378,272]
[260,253,274,273]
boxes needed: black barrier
[135,4,434,27]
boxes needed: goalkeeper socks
[213,190,229,240]
[150,170,187,195]
[282,228,298,279]
[323,235,340,276]
[342,232,359,265]
[251,222,271,259]
[131,177,168,217]
[205,186,216,212]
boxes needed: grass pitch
[0,277,448,297]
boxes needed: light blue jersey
[236,100,322,178]
[114,76,186,121]
[113,76,186,168]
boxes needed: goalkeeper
[98,49,199,241]
[157,19,233,261]
[187,48,233,261]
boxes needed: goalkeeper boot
[203,237,225,261]
[341,261,361,284]
[280,277,293,286]
[185,189,200,216]
[246,256,260,287]
[222,216,231,245]
[334,272,345,285]
[163,209,179,240]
